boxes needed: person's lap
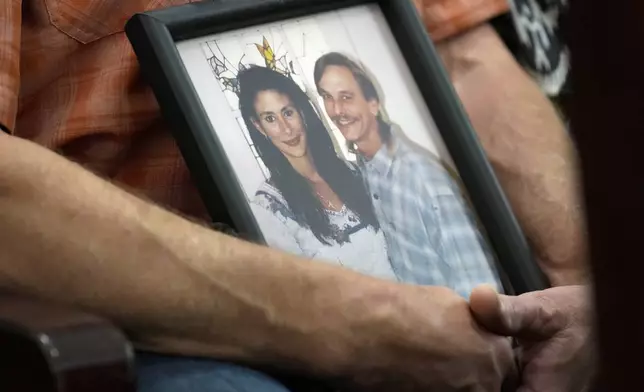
[136,351,294,392]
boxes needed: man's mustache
[332,115,357,124]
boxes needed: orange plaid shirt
[0,0,508,220]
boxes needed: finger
[469,284,508,334]
[470,285,560,339]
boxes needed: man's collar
[359,131,400,176]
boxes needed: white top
[250,181,397,282]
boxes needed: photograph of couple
[178,5,503,298]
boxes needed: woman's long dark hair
[238,66,380,245]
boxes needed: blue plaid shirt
[358,134,503,298]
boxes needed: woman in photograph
[237,66,396,281]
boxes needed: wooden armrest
[0,295,136,392]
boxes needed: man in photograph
[314,52,502,298]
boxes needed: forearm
[436,24,589,286]
[0,134,388,374]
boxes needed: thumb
[470,285,560,340]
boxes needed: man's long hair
[238,66,380,245]
[313,52,392,148]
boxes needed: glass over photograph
[176,4,503,298]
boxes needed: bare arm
[435,24,589,286]
[0,133,514,388]
[0,132,365,373]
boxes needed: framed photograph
[125,0,548,295]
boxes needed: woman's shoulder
[252,181,293,219]
[254,180,283,204]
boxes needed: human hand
[335,285,515,391]
[470,285,595,392]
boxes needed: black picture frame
[125,0,548,294]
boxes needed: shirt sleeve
[418,166,503,298]
[416,0,509,42]
[249,199,304,257]
[0,0,21,134]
